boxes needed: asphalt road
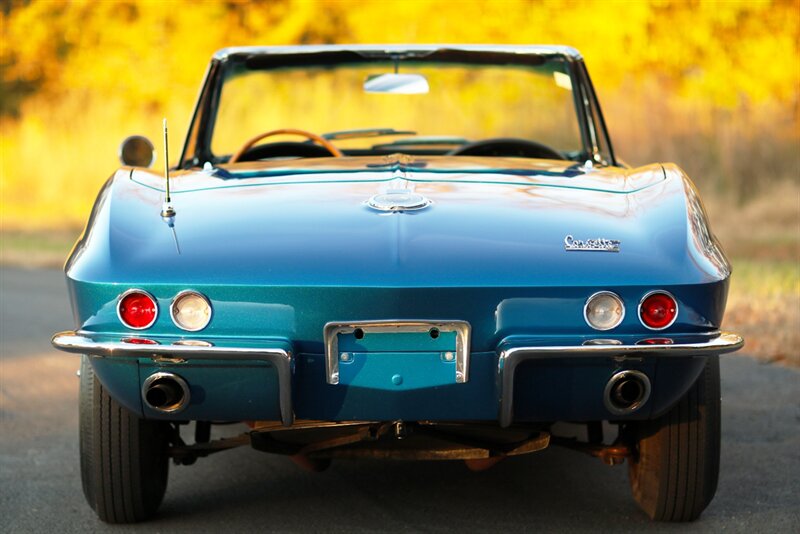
[1,267,798,533]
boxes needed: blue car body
[52,45,743,523]
[62,155,734,424]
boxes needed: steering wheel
[228,128,343,163]
[449,138,565,160]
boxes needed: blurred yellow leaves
[4,0,797,109]
[1,0,798,229]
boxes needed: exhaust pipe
[142,372,190,413]
[604,370,651,415]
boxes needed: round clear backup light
[170,291,212,331]
[584,291,625,331]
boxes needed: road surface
[1,267,798,532]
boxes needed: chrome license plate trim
[323,320,471,385]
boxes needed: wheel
[627,355,721,521]
[79,356,171,523]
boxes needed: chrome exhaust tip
[142,372,190,413]
[604,370,651,415]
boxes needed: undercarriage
[166,419,629,469]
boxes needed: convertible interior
[228,128,569,163]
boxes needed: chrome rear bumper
[51,331,294,426]
[497,332,744,426]
[52,330,743,428]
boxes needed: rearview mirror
[119,135,156,167]
[364,73,429,94]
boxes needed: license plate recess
[323,320,471,386]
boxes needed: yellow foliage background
[1,0,799,230]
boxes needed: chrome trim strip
[51,331,294,426]
[213,45,584,62]
[496,331,743,427]
[323,320,471,385]
[638,290,679,331]
[116,289,159,330]
[169,290,213,332]
[583,291,625,331]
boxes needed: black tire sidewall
[628,355,721,521]
[78,356,170,523]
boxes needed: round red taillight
[639,291,678,330]
[117,290,158,329]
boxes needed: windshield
[210,56,583,160]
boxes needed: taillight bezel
[638,290,679,331]
[117,289,159,330]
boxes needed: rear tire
[79,356,170,523]
[628,355,721,521]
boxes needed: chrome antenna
[161,118,176,218]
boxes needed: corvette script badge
[564,235,621,252]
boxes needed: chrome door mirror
[119,135,156,167]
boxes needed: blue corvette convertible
[52,45,743,523]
